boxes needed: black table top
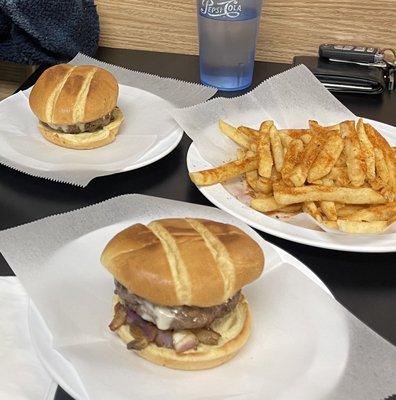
[1,48,395,400]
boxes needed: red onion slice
[173,330,199,353]
[155,330,174,348]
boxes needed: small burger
[29,64,124,150]
[101,218,264,370]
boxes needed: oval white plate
[28,241,342,400]
[187,118,396,252]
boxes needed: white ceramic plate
[187,118,396,253]
[0,85,183,185]
[118,123,183,173]
[28,241,339,400]
[13,194,349,400]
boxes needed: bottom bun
[114,294,252,370]
[38,107,124,150]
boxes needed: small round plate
[2,85,183,185]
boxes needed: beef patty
[42,108,115,134]
[114,280,241,331]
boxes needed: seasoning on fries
[189,118,396,234]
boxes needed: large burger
[29,64,124,150]
[101,218,264,370]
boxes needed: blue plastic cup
[197,0,263,91]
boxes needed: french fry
[236,148,246,160]
[246,171,273,194]
[307,130,344,182]
[279,129,310,139]
[255,176,272,194]
[320,201,337,221]
[289,125,327,186]
[336,205,365,218]
[299,133,312,144]
[218,120,252,148]
[249,142,257,152]
[324,166,350,187]
[388,214,396,226]
[268,204,303,214]
[322,220,338,230]
[279,129,311,146]
[318,178,337,220]
[341,121,366,187]
[303,201,322,221]
[245,168,257,181]
[346,203,396,222]
[271,168,282,182]
[325,166,348,179]
[309,120,341,132]
[370,179,387,192]
[257,134,273,178]
[255,178,273,194]
[251,196,301,213]
[337,220,388,234]
[322,178,334,186]
[308,120,320,129]
[273,183,386,205]
[246,170,260,191]
[356,118,375,181]
[328,123,341,132]
[335,152,346,166]
[281,139,304,185]
[237,126,260,140]
[260,120,273,134]
[251,196,282,212]
[279,132,293,148]
[190,157,258,186]
[374,147,389,184]
[365,123,396,199]
[311,177,334,186]
[269,125,284,172]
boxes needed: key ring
[379,49,396,90]
[381,48,396,67]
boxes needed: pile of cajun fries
[189,119,396,234]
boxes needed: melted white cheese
[47,122,86,133]
[136,298,176,330]
[47,123,70,132]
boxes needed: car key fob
[319,44,383,64]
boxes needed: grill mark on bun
[101,219,264,307]
[186,219,235,301]
[72,68,98,122]
[46,66,76,122]
[147,221,192,304]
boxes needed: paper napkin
[0,277,57,400]
[0,194,394,400]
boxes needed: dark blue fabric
[0,0,99,64]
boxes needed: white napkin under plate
[0,277,57,400]
[0,194,395,400]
